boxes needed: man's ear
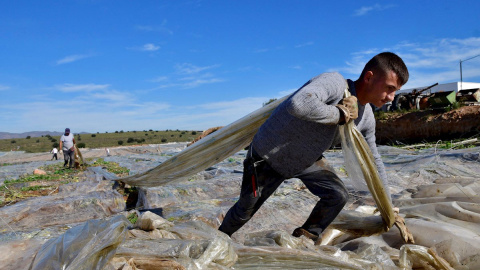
[364,71,374,83]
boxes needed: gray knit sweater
[252,72,389,194]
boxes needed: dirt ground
[376,105,480,144]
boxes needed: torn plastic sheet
[29,215,129,270]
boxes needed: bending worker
[218,52,409,242]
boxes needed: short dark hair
[359,52,409,85]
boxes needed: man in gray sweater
[219,52,409,242]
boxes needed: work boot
[292,227,320,243]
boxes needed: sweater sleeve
[285,72,345,125]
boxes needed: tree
[26,136,31,139]
[118,140,124,145]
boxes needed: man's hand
[336,96,358,124]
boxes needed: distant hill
[0,131,66,139]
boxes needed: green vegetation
[127,212,138,224]
[0,158,131,207]
[0,130,200,153]
[388,137,479,150]
[91,158,130,176]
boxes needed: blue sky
[1,1,480,133]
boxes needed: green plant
[77,142,86,148]
[118,140,124,145]
[127,212,138,224]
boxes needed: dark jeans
[218,147,348,236]
[64,149,75,168]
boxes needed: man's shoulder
[311,72,345,82]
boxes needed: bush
[77,143,86,148]
[136,138,145,143]
[36,139,40,143]
[91,134,96,137]
[26,136,31,139]
[11,140,16,144]
[118,140,124,145]
[127,138,135,143]
[52,142,59,148]
[161,138,167,143]
[50,138,57,142]
[191,131,197,135]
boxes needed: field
[0,130,200,153]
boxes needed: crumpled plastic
[29,215,129,270]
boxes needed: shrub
[91,134,96,137]
[127,138,135,143]
[191,131,197,135]
[118,140,124,145]
[11,140,16,144]
[263,98,277,107]
[52,142,59,148]
[161,138,167,143]
[77,143,86,148]
[36,139,40,143]
[50,138,57,142]
[26,136,31,139]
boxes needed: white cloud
[149,76,168,82]
[0,84,10,91]
[354,4,395,16]
[146,63,225,89]
[136,21,173,35]
[334,37,480,88]
[55,83,110,92]
[175,63,219,74]
[141,43,160,51]
[295,41,314,48]
[56,54,92,65]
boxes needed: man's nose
[386,92,396,102]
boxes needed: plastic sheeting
[29,215,129,270]
[2,145,480,269]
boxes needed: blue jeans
[219,147,348,236]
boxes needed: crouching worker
[218,52,409,243]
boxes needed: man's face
[367,70,402,108]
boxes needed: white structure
[398,81,480,95]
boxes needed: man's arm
[285,72,346,125]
